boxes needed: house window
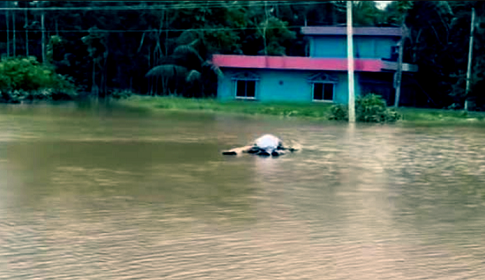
[236,80,256,99]
[313,83,334,102]
[307,72,338,102]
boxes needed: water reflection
[0,103,484,279]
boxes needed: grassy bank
[398,107,485,125]
[118,95,334,119]
[118,95,485,125]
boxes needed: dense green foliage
[329,94,401,123]
[1,1,485,109]
[0,56,73,91]
[397,2,485,109]
[0,56,76,103]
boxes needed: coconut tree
[145,33,222,98]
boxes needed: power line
[0,25,307,33]
[0,1,345,35]
[0,1,347,39]
[0,1,331,12]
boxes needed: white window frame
[231,72,259,100]
[312,82,335,103]
[234,79,258,100]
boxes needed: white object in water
[254,134,282,150]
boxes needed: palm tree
[145,37,222,98]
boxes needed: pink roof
[212,55,387,72]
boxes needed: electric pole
[394,26,405,107]
[465,7,476,111]
[347,1,355,123]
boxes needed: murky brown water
[1,102,485,279]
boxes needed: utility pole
[465,7,476,111]
[347,1,355,123]
[394,26,405,107]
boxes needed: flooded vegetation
[1,103,484,279]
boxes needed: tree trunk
[165,8,168,57]
[156,76,159,95]
[25,8,28,56]
[263,1,268,55]
[12,9,15,57]
[102,52,108,96]
[412,29,422,64]
[137,32,145,53]
[41,9,45,63]
[6,6,9,57]
[92,58,98,97]
[148,45,151,68]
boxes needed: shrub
[110,89,133,99]
[0,56,77,103]
[329,94,401,123]
[0,88,77,103]
[329,104,349,121]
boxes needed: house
[212,26,418,105]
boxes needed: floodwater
[1,102,484,280]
